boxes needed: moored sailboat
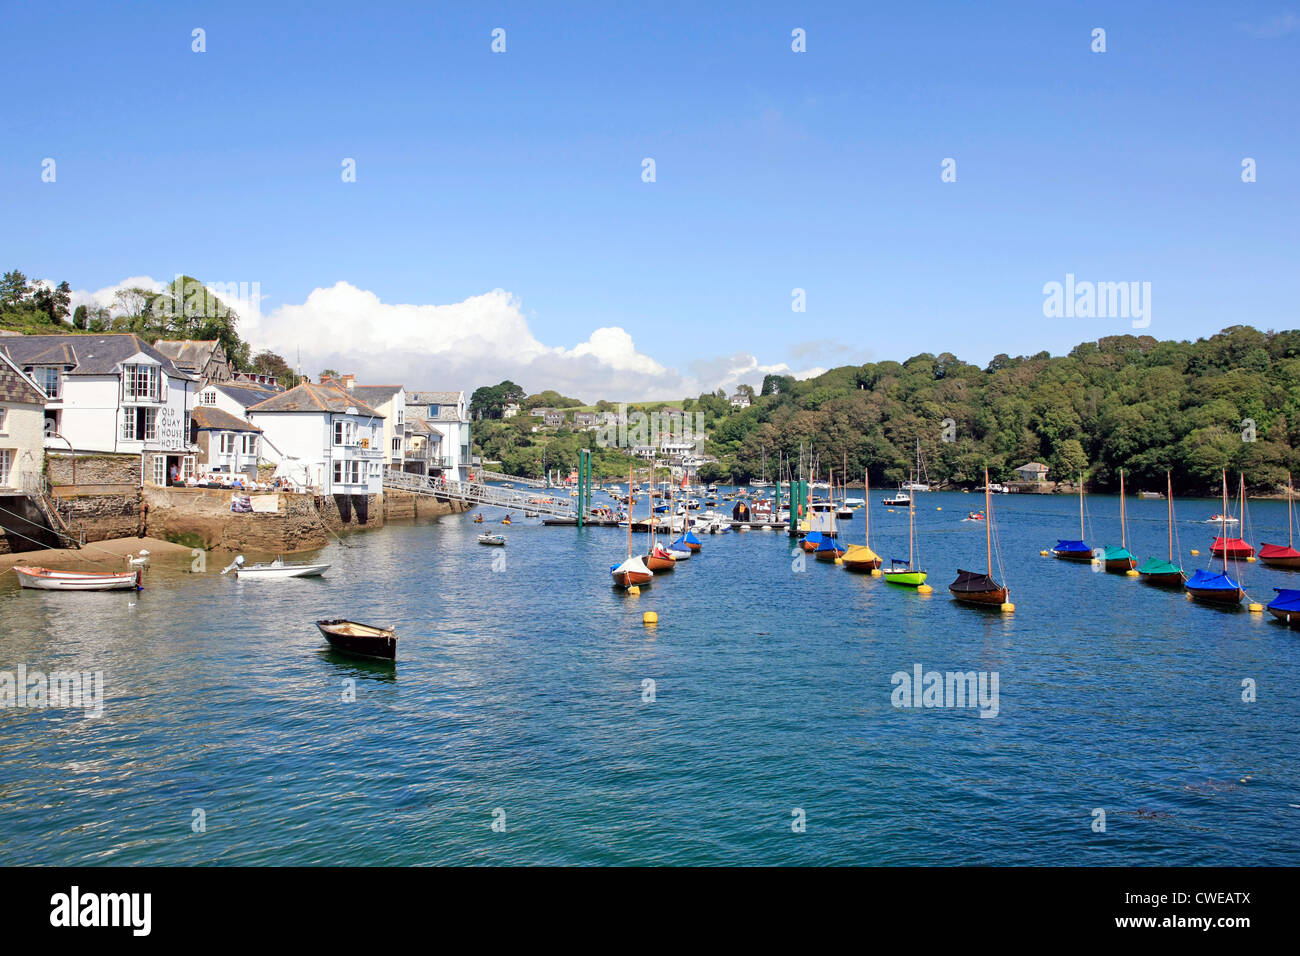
[612,466,654,588]
[1102,470,1138,572]
[881,471,927,588]
[642,466,677,572]
[1052,472,1093,562]
[949,469,1010,608]
[1186,470,1245,604]
[1210,474,1255,558]
[842,469,882,572]
[1258,473,1300,568]
[1136,472,1185,586]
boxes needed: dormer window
[25,366,61,399]
[200,389,218,406]
[123,364,161,401]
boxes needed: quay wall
[47,452,140,487]
[381,489,469,521]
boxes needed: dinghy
[1259,473,1300,568]
[842,469,882,571]
[1102,470,1138,572]
[1137,472,1186,586]
[477,534,506,546]
[950,468,1010,607]
[316,619,397,660]
[1052,472,1093,561]
[1266,588,1300,627]
[13,566,142,591]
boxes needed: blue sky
[2,1,1297,398]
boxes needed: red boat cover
[1259,543,1300,559]
[1211,536,1255,557]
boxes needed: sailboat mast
[1120,469,1127,548]
[627,464,634,559]
[648,461,655,549]
[1166,471,1173,561]
[1290,472,1295,550]
[865,468,870,547]
[985,467,992,576]
[908,469,915,565]
[1079,472,1085,539]
[1222,469,1229,574]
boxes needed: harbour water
[1,490,1297,865]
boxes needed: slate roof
[0,352,47,405]
[346,385,403,407]
[248,382,384,417]
[192,406,261,432]
[207,381,279,410]
[155,339,222,371]
[0,334,194,380]
[408,390,462,405]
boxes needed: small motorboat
[477,533,506,546]
[964,511,986,522]
[316,619,397,661]
[222,555,330,579]
[1205,513,1238,525]
[14,566,142,591]
[881,493,911,507]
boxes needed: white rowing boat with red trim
[13,566,143,591]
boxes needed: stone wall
[47,452,140,487]
[55,489,144,543]
[142,487,332,552]
[382,489,470,521]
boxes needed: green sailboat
[1102,469,1138,572]
[1137,471,1185,585]
[881,469,928,588]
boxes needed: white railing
[383,469,576,517]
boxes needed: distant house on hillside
[1015,462,1050,483]
[572,411,598,429]
[729,392,751,409]
[502,402,521,418]
[530,406,555,418]
[543,410,566,428]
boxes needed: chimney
[341,374,355,390]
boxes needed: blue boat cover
[815,536,843,553]
[1268,588,1300,612]
[803,531,825,546]
[1054,539,1090,552]
[669,531,700,550]
[1186,569,1242,591]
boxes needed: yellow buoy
[870,568,882,577]
[1248,603,1263,613]
[1039,550,1049,557]
[1125,569,1139,577]
[834,557,843,565]
[1000,602,1015,613]
[917,584,933,594]
[643,611,658,625]
[627,585,640,595]
[936,507,942,511]
[1190,549,1200,556]
[1246,556,1256,563]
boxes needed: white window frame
[201,389,218,406]
[333,460,344,485]
[219,432,236,455]
[0,448,12,487]
[242,434,258,456]
[0,408,7,434]
[121,408,136,441]
[152,456,166,486]
[123,364,161,402]
[142,407,158,442]
[182,455,196,480]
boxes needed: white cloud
[61,278,827,401]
